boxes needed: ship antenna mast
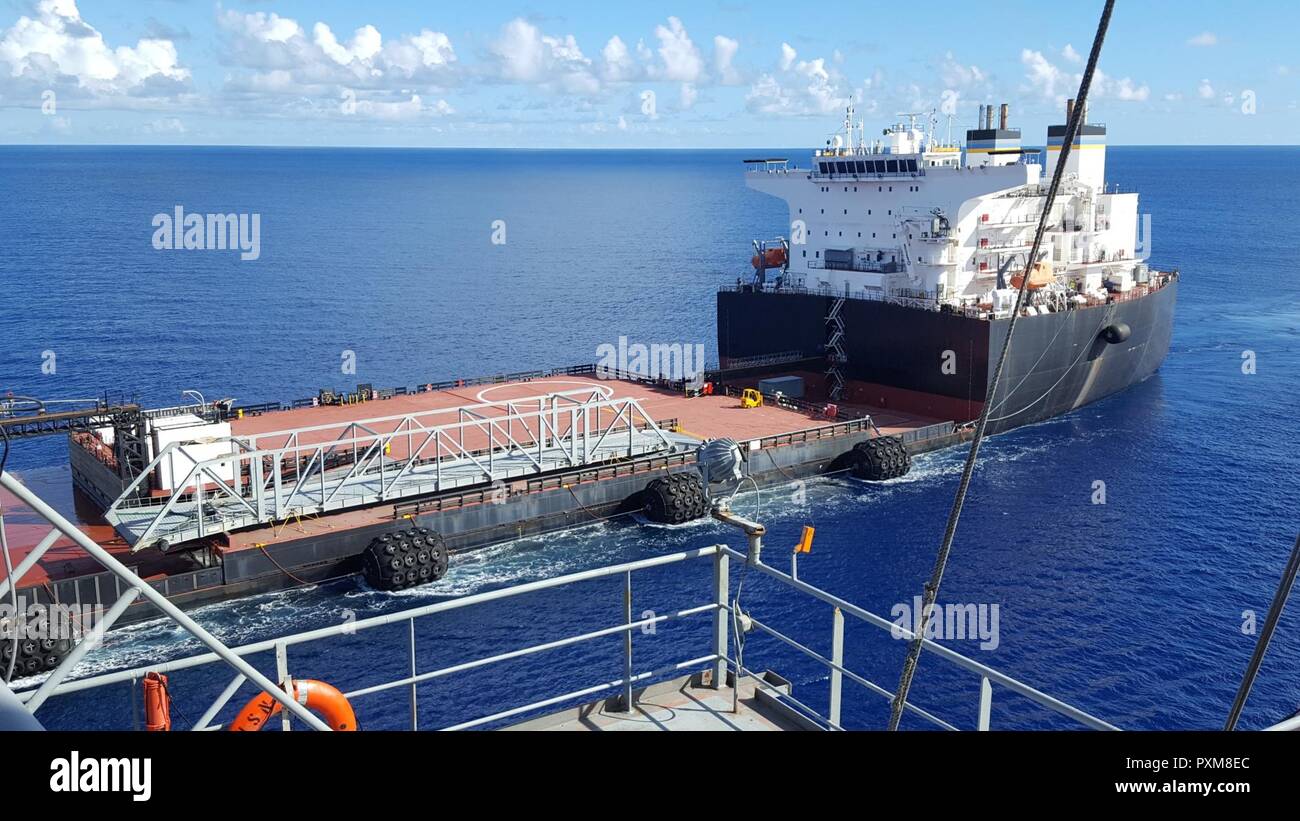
[886,0,1117,732]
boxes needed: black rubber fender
[1101,322,1131,344]
[362,528,450,591]
[642,471,709,524]
[850,436,911,481]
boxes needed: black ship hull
[717,279,1177,435]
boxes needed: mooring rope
[886,0,1117,731]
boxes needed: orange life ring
[227,679,357,731]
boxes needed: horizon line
[3,142,1298,151]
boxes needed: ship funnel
[999,103,1009,130]
[984,105,993,130]
[1066,98,1075,123]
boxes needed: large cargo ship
[722,100,1177,434]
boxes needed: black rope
[1224,531,1300,730]
[886,0,1116,731]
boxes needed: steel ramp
[105,389,678,550]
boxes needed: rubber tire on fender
[362,528,450,591]
[850,436,911,481]
[642,472,709,525]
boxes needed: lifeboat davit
[1011,260,1055,290]
[751,247,788,270]
[227,679,357,731]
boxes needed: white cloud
[214,9,461,122]
[940,52,986,89]
[1020,48,1149,104]
[1021,48,1070,99]
[381,30,455,78]
[1187,32,1218,47]
[779,42,797,72]
[713,35,740,85]
[651,17,704,83]
[601,35,639,83]
[1062,43,1082,64]
[314,23,382,66]
[747,43,850,116]
[490,18,599,95]
[144,116,186,134]
[1198,79,1215,100]
[353,94,436,121]
[680,82,698,109]
[0,0,190,98]
[218,8,456,90]
[1110,76,1150,102]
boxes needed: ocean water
[1,146,1297,731]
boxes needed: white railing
[105,388,676,549]
[10,538,1121,732]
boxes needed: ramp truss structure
[104,388,677,550]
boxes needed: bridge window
[887,160,899,173]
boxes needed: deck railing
[9,535,1122,732]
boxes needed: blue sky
[1,0,1296,147]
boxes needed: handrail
[719,545,1119,730]
[105,390,676,548]
[12,537,1116,732]
[0,471,331,730]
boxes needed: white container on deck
[149,414,236,493]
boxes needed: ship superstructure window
[887,160,899,173]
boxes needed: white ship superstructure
[746,101,1149,318]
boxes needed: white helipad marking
[474,380,615,405]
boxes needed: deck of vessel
[5,374,941,587]
[504,673,814,732]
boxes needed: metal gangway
[104,388,679,550]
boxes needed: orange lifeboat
[227,679,357,731]
[751,247,788,270]
[1011,260,1055,290]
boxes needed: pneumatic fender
[1101,322,1131,344]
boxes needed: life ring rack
[227,678,357,731]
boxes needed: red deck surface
[4,376,939,585]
